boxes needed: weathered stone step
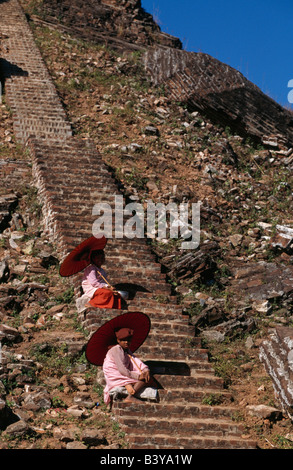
[138,345,206,362]
[33,150,106,165]
[15,128,72,141]
[107,253,157,264]
[158,387,232,403]
[107,271,167,283]
[127,298,184,313]
[120,307,189,323]
[141,358,213,375]
[105,260,163,272]
[147,321,196,337]
[110,276,170,289]
[39,179,117,191]
[143,335,195,350]
[106,246,157,257]
[152,373,224,391]
[14,120,72,131]
[31,143,103,157]
[119,415,245,439]
[127,433,256,449]
[114,401,239,421]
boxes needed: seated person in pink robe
[103,327,156,407]
[81,250,121,309]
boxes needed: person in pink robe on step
[103,327,155,407]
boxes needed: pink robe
[102,344,149,404]
[82,265,109,299]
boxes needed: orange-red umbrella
[85,312,151,366]
[59,235,107,277]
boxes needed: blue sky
[141,0,293,109]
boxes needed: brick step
[51,210,100,222]
[157,388,231,403]
[127,297,183,312]
[40,168,114,179]
[128,290,178,302]
[4,61,51,76]
[8,85,62,98]
[144,320,194,334]
[15,129,72,142]
[113,401,239,421]
[108,262,166,274]
[143,335,195,349]
[44,190,119,203]
[31,143,101,156]
[105,259,162,270]
[78,307,198,347]
[107,264,162,275]
[34,146,101,156]
[9,81,60,92]
[59,240,154,262]
[147,321,195,336]
[11,96,66,108]
[13,107,67,118]
[14,120,72,131]
[105,252,157,263]
[39,177,116,189]
[127,434,256,450]
[8,99,66,114]
[109,273,171,288]
[127,306,189,323]
[45,194,119,208]
[139,343,208,362]
[32,147,104,160]
[118,415,245,439]
[44,191,116,205]
[152,373,224,390]
[6,85,60,98]
[142,359,214,374]
[107,271,167,282]
[46,189,117,201]
[127,304,187,319]
[126,309,188,324]
[106,244,158,254]
[80,307,187,330]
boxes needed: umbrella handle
[128,354,142,373]
[96,268,117,292]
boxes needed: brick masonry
[39,0,183,51]
[143,46,293,147]
[259,326,293,420]
[0,0,256,448]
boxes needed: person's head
[115,327,134,351]
[90,249,105,267]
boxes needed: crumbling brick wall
[38,0,182,50]
[144,47,293,147]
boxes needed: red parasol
[59,235,107,277]
[85,312,151,366]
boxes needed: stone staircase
[0,0,256,448]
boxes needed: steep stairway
[0,0,256,449]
